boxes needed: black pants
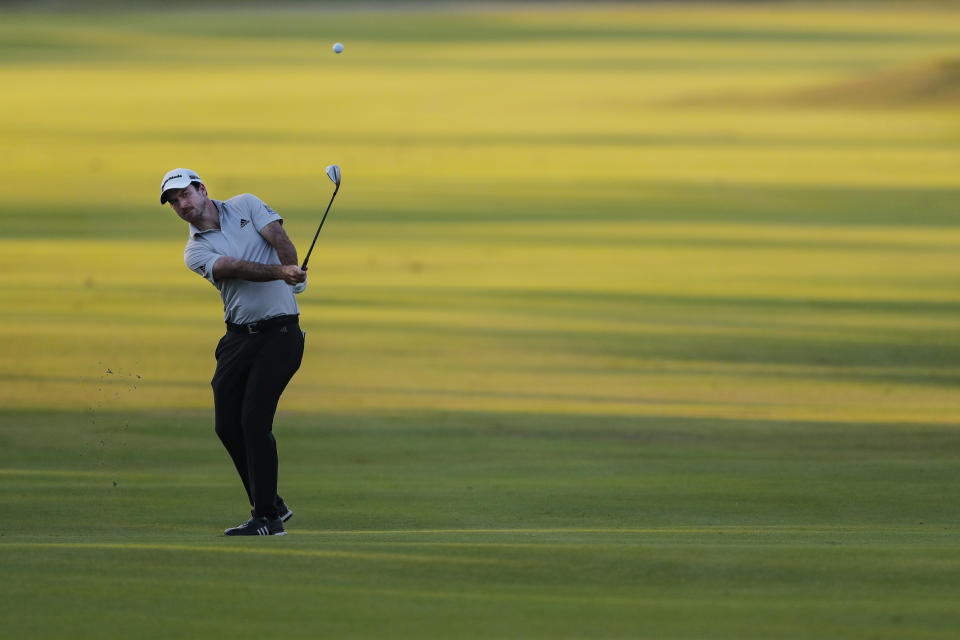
[211,318,304,519]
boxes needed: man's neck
[194,200,221,231]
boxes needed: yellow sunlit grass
[1,4,959,424]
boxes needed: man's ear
[198,183,208,197]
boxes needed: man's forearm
[275,240,298,267]
[259,221,299,266]
[213,257,286,282]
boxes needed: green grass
[4,410,960,638]
[2,3,960,638]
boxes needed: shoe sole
[279,508,293,523]
[224,530,287,536]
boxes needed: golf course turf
[1,3,959,638]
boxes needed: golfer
[160,168,306,536]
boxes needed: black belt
[226,314,299,335]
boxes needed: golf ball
[333,42,343,54]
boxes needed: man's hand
[279,265,306,285]
[291,277,307,295]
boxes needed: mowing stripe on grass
[0,541,497,565]
[290,525,946,535]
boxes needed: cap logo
[162,174,183,189]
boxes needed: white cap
[159,168,203,204]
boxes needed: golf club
[300,164,341,271]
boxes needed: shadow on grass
[4,182,958,240]
[2,407,959,530]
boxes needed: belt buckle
[246,322,260,335]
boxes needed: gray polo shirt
[184,194,299,324]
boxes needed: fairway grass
[2,3,960,638]
[3,410,960,638]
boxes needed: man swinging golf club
[160,168,306,536]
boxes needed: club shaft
[301,184,339,270]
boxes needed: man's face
[166,183,208,224]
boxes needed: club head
[325,164,341,187]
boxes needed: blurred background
[1,1,958,423]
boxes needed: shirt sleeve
[184,240,223,286]
[243,194,283,232]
